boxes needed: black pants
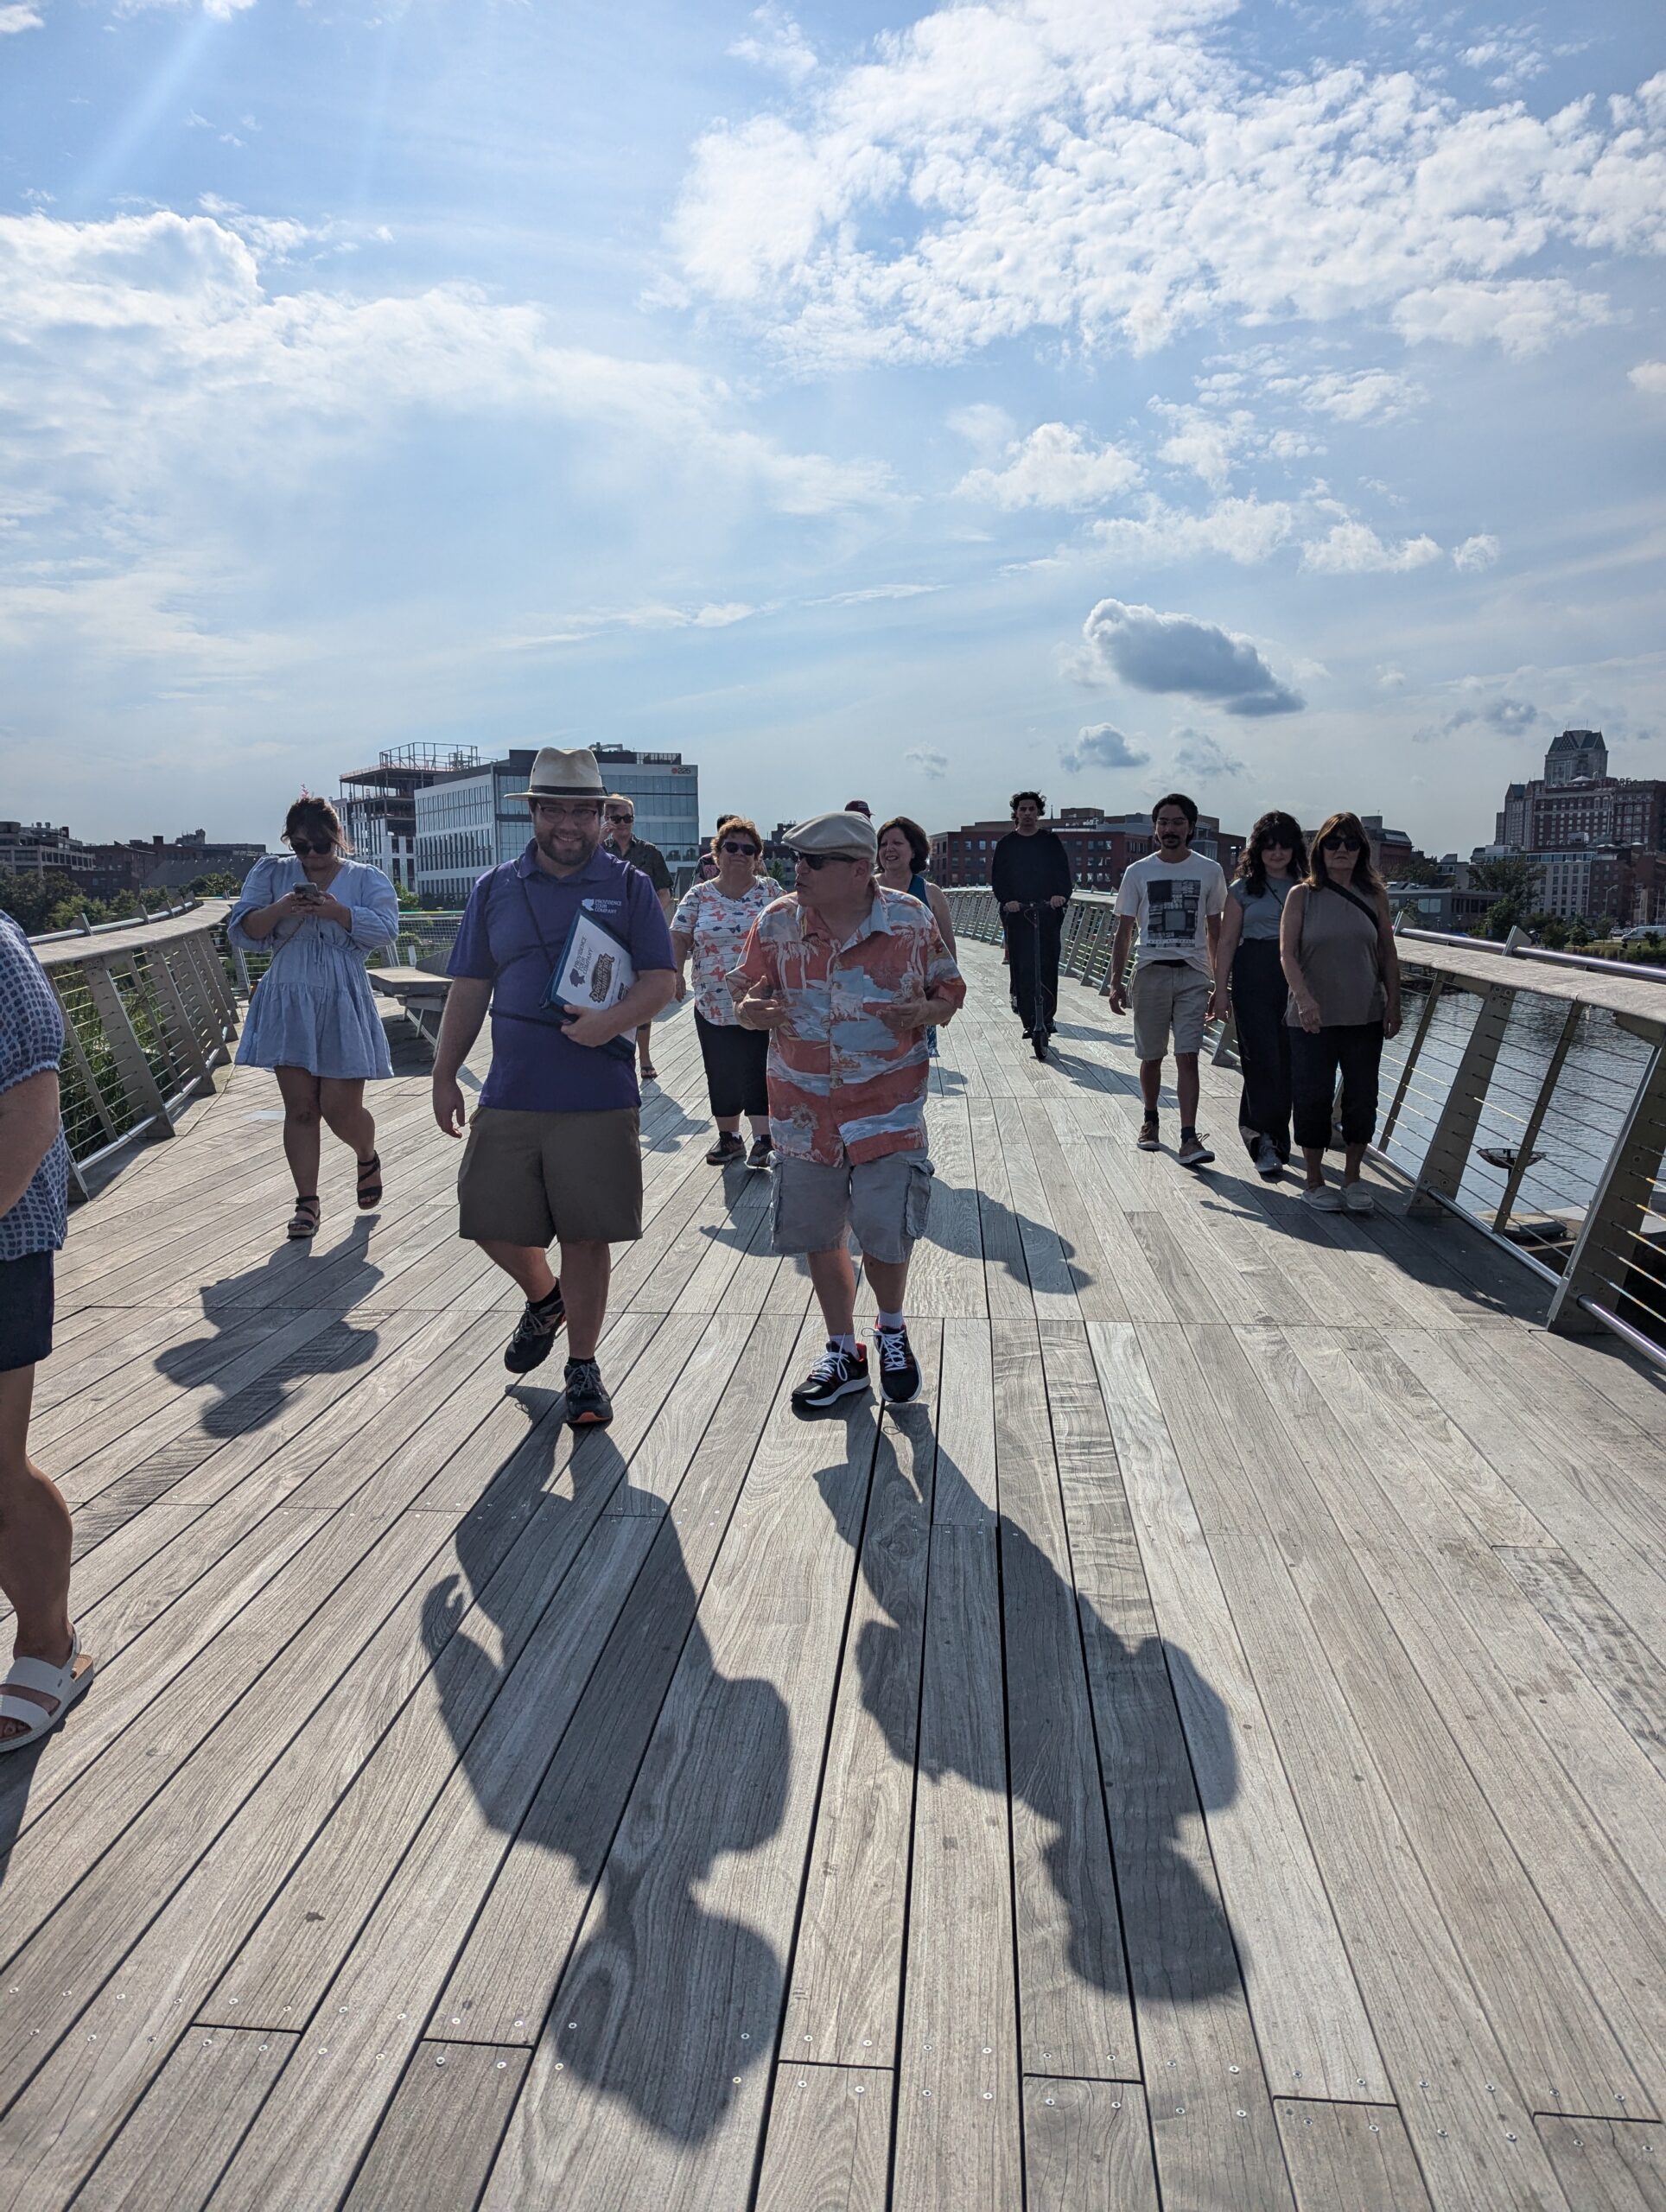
[1002,908,1063,1034]
[1289,1020,1384,1151]
[1230,941,1292,1159]
[695,1008,770,1119]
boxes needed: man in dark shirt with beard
[990,791,1072,1055]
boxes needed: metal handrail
[29,894,209,946]
[944,886,1666,1372]
[29,899,239,1197]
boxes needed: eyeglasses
[605,810,634,823]
[532,801,601,821]
[289,838,335,857]
[720,840,760,856]
[795,850,865,871]
[1321,832,1364,853]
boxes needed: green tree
[1393,853,1446,886]
[1466,856,1542,939]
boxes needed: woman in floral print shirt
[671,817,779,1169]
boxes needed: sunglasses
[605,811,634,823]
[289,839,335,857]
[720,840,760,856]
[796,850,864,871]
[1321,832,1364,853]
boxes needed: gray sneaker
[1341,1181,1375,1214]
[1300,1182,1342,1211]
[1254,1135,1284,1179]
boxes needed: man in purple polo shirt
[432,747,677,1427]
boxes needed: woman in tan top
[1279,810,1401,1212]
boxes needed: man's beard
[536,826,595,866]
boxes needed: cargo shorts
[1131,960,1211,1061]
[772,1151,934,1266]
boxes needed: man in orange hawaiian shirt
[731,811,964,1410]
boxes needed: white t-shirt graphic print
[1115,851,1228,976]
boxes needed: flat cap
[784,810,879,861]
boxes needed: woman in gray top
[1280,812,1402,1212]
[1212,810,1306,1179]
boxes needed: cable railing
[31,899,240,1195]
[944,887,1666,1369]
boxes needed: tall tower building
[1542,729,1607,787]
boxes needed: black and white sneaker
[872,1323,922,1407]
[504,1282,564,1373]
[790,1340,870,1409]
[563,1357,613,1427]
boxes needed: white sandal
[0,1628,95,1755]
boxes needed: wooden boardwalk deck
[3,945,1663,2212]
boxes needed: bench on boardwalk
[367,964,452,1045]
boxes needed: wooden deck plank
[1096,1319,1392,2104]
[1497,1544,1666,1783]
[1275,2100,1436,2212]
[340,2044,531,2212]
[1023,2077,1160,2212]
[67,2028,302,2212]
[754,2064,891,2212]
[429,1316,800,2047]
[783,1331,939,2066]
[1535,2118,1666,2212]
[890,1525,1022,2212]
[991,1319,1135,2082]
[474,1330,879,2212]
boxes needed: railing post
[80,957,175,1140]
[1407,982,1514,1215]
[146,944,211,1084]
[1379,974,1445,1147]
[1494,1000,1582,1235]
[1546,1041,1666,1335]
[51,981,123,1150]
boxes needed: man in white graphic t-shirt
[1108,793,1226,1167]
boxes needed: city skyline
[1,0,1663,852]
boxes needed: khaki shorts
[1131,962,1211,1061]
[773,1152,934,1266]
[457,1106,643,1247]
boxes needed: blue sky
[1,0,1662,854]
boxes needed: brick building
[931,810,1243,890]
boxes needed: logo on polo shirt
[581,898,624,919]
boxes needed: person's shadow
[153,1225,381,1438]
[817,1404,1241,2010]
[420,1399,798,2145]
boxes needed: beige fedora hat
[505,746,607,801]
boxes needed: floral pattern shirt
[671,877,777,1025]
[729,887,965,1165]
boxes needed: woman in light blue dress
[229,796,401,1241]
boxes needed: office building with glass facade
[412,746,700,906]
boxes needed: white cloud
[0,3,44,30]
[0,211,891,521]
[1294,368,1424,423]
[1301,521,1442,574]
[1392,278,1612,356]
[1377,664,1407,691]
[1072,598,1305,717]
[1089,495,1298,568]
[1631,359,1666,394]
[957,422,1141,510]
[671,12,1666,370]
[505,602,761,651]
[815,582,941,603]
[1416,694,1546,741]
[1172,729,1245,779]
[904,746,949,777]
[1452,533,1501,571]
[730,3,818,86]
[947,403,1016,456]
[1061,721,1148,772]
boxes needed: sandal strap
[0,1693,54,1728]
[2,1656,68,1696]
